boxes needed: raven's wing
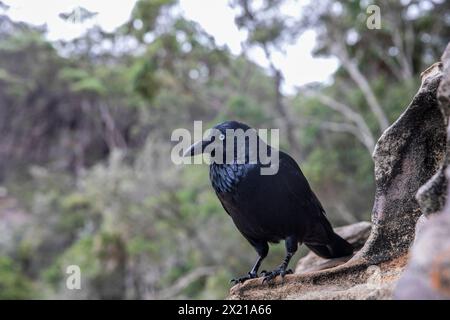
[273,150,336,244]
[277,150,326,218]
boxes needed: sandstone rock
[356,60,445,264]
[395,43,450,300]
[415,43,450,217]
[229,255,407,300]
[394,202,450,299]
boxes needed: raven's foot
[261,267,293,283]
[230,272,259,285]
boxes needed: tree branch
[262,44,301,157]
[391,22,413,80]
[156,266,217,299]
[302,90,376,153]
[331,43,389,132]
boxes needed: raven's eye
[219,134,225,141]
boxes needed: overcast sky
[1,0,338,92]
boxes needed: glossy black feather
[208,121,353,259]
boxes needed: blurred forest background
[0,0,448,299]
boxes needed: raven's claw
[230,272,258,285]
[261,267,293,283]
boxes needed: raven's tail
[305,232,353,259]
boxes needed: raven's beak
[183,139,212,157]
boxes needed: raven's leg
[262,236,298,283]
[231,241,268,285]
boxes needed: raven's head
[183,121,258,162]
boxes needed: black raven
[184,121,353,284]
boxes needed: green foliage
[42,236,98,287]
[130,0,177,40]
[250,21,285,45]
[59,67,106,95]
[0,256,34,299]
[226,95,267,123]
[132,59,160,101]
